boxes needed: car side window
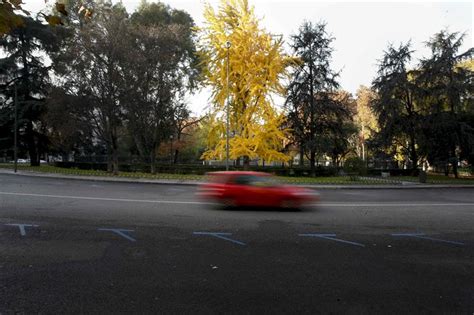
[233,175,253,186]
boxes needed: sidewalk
[2,168,474,189]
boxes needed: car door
[230,175,260,205]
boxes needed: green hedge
[53,162,339,177]
[366,168,420,177]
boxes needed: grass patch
[394,174,474,185]
[2,164,473,185]
[275,175,398,185]
[0,164,381,184]
[0,164,204,181]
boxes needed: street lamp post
[225,41,231,171]
[14,84,18,173]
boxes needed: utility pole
[309,40,315,175]
[225,41,231,171]
[14,84,18,173]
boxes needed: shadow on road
[207,204,317,213]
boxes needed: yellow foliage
[458,59,474,71]
[55,2,68,16]
[44,14,63,26]
[0,0,26,35]
[197,0,294,163]
[355,85,379,140]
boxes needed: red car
[197,171,319,209]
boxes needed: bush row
[53,162,341,176]
[53,161,425,177]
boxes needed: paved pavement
[0,173,473,313]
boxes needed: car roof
[206,171,272,177]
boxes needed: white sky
[23,0,473,115]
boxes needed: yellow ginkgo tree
[197,0,295,168]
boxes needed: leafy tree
[158,112,205,164]
[315,90,357,167]
[197,0,294,169]
[0,0,93,36]
[371,42,421,172]
[0,0,27,35]
[48,0,95,26]
[51,3,129,174]
[285,21,340,172]
[355,85,378,160]
[43,87,97,160]
[0,16,59,165]
[416,31,474,177]
[119,1,199,173]
[171,103,203,163]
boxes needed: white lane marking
[193,232,246,246]
[314,203,474,207]
[391,233,465,245]
[299,233,365,247]
[1,191,473,207]
[98,228,136,242]
[5,223,39,236]
[0,191,212,205]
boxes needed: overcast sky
[24,0,473,115]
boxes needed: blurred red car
[197,171,319,209]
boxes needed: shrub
[343,157,367,176]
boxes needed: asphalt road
[0,174,473,314]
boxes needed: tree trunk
[236,157,241,167]
[150,150,156,174]
[26,121,39,166]
[107,148,113,173]
[409,134,417,172]
[106,138,119,175]
[61,153,68,163]
[361,142,365,161]
[299,144,304,167]
[243,156,250,170]
[310,150,316,176]
[173,149,179,164]
[111,134,119,175]
[21,31,38,167]
[112,149,119,175]
[451,146,458,179]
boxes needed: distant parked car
[197,171,319,209]
[17,159,29,164]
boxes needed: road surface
[0,174,473,313]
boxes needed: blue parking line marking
[391,233,464,245]
[299,233,365,247]
[98,228,136,242]
[5,223,39,236]
[193,232,246,246]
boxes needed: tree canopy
[197,0,294,167]
[285,21,342,170]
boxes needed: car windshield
[232,175,276,187]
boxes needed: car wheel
[281,200,299,210]
[221,198,235,208]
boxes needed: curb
[0,169,201,186]
[1,168,474,189]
